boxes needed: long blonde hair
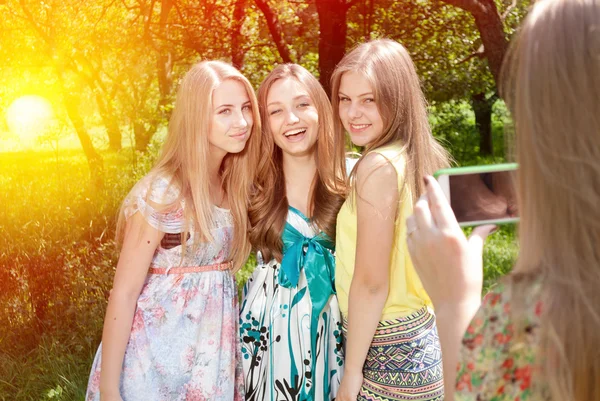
[503,0,600,399]
[249,64,347,262]
[117,60,262,269]
[330,39,450,203]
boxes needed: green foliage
[0,336,93,400]
[462,224,518,294]
[429,99,512,164]
[481,225,518,292]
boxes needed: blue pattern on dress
[240,207,344,401]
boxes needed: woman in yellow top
[330,39,451,401]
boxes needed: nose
[285,110,300,125]
[347,101,362,119]
[233,110,249,129]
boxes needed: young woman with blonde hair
[331,39,451,401]
[240,64,347,400]
[86,60,261,401]
[406,0,600,399]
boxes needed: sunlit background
[4,95,55,150]
[0,0,526,399]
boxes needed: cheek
[306,109,319,126]
[368,108,383,126]
[211,115,227,133]
[375,108,384,124]
[268,115,281,134]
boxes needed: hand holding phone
[434,164,519,227]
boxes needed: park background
[0,0,527,399]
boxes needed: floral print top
[455,279,550,401]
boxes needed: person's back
[405,0,600,400]
[489,0,600,398]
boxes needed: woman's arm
[99,212,164,399]
[406,176,494,400]
[337,153,399,400]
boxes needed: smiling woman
[5,95,54,148]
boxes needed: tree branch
[501,0,518,20]
[346,0,360,9]
[253,0,293,63]
[439,0,485,14]
[458,44,485,63]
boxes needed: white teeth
[284,129,307,137]
[351,124,370,129]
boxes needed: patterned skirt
[343,308,444,401]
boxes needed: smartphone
[434,163,519,227]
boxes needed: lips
[229,130,248,140]
[349,123,371,133]
[282,127,308,143]
[283,128,307,137]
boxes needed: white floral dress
[86,173,243,401]
[240,207,344,401]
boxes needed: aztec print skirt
[343,307,444,401]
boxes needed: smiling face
[337,70,385,147]
[209,79,253,158]
[266,77,319,158]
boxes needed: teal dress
[240,207,344,401]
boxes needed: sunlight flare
[5,95,54,146]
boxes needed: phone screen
[449,170,518,224]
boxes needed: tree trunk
[134,121,151,151]
[472,92,494,156]
[440,0,508,86]
[315,0,348,95]
[105,124,122,151]
[231,0,247,69]
[63,92,104,187]
[95,93,122,151]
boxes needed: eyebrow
[338,91,373,97]
[215,100,251,109]
[267,94,310,107]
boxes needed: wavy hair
[117,60,262,270]
[331,39,450,203]
[249,64,347,262]
[502,0,600,399]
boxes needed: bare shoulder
[355,152,399,196]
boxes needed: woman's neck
[282,152,317,217]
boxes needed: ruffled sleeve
[122,174,186,234]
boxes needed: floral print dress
[456,279,550,401]
[86,173,243,401]
[240,207,344,401]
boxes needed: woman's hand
[406,176,494,309]
[336,369,364,401]
[406,176,495,400]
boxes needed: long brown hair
[502,0,600,399]
[249,64,347,262]
[117,60,262,269]
[331,39,450,203]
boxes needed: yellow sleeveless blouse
[335,143,432,321]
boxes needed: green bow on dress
[278,210,337,399]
